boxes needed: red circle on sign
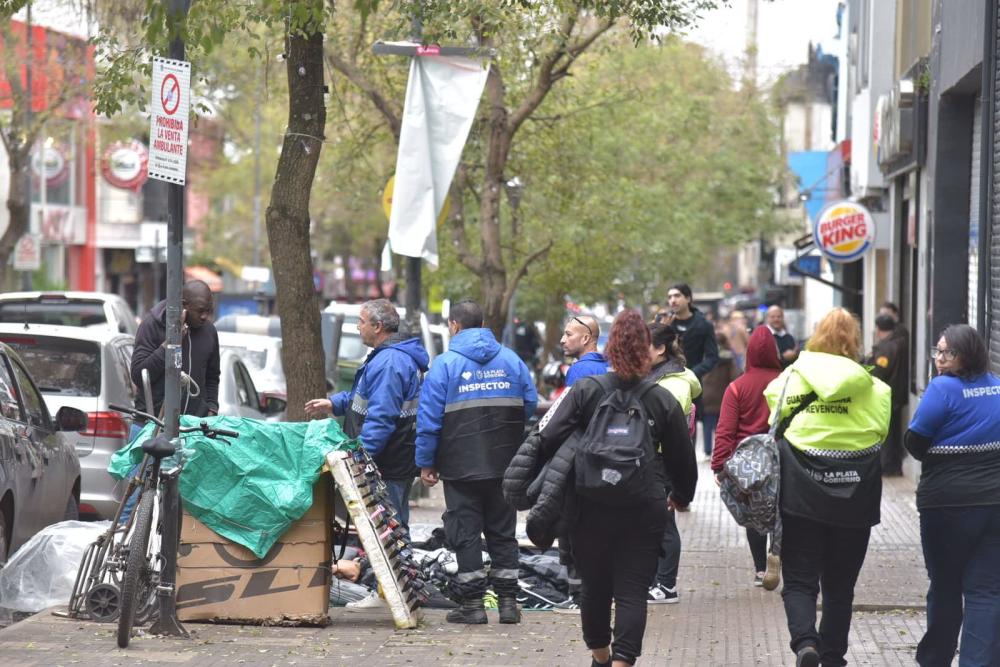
[161,73,181,115]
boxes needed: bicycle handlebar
[109,404,162,427]
[107,404,239,440]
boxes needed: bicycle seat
[141,434,176,460]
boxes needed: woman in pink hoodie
[712,325,783,589]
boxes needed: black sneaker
[647,584,678,604]
[551,596,581,614]
[795,645,820,667]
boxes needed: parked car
[0,291,138,335]
[217,332,286,396]
[0,340,85,564]
[0,324,135,522]
[217,350,286,421]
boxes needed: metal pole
[251,68,262,268]
[148,0,189,639]
[21,0,33,290]
[978,0,997,338]
[153,228,161,304]
[402,13,423,336]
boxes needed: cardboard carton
[175,475,331,625]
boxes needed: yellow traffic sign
[382,175,451,225]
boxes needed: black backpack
[574,375,660,506]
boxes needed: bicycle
[106,403,237,649]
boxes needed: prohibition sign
[160,73,181,115]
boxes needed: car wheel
[63,493,79,521]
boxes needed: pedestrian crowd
[129,282,998,666]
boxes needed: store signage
[876,79,915,168]
[813,201,876,263]
[13,233,41,271]
[34,204,86,245]
[102,140,149,191]
[31,143,70,189]
[148,57,191,185]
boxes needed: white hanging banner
[388,53,489,267]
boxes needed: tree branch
[507,11,576,136]
[503,239,554,305]
[508,16,615,136]
[350,11,368,63]
[527,91,639,124]
[447,164,482,273]
[550,19,615,83]
[325,50,402,142]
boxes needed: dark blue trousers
[918,505,1000,667]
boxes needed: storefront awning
[184,265,223,292]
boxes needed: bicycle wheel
[117,489,154,648]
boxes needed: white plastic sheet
[0,520,110,613]
[388,53,490,266]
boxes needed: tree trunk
[479,65,513,337]
[481,267,507,336]
[0,149,30,289]
[266,15,327,422]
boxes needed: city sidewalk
[0,461,931,666]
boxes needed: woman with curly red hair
[531,309,698,666]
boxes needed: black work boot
[498,596,521,624]
[446,597,487,624]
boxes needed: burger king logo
[813,201,875,263]
[102,140,149,192]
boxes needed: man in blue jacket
[561,313,608,386]
[416,299,537,625]
[305,299,428,528]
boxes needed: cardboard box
[175,475,332,625]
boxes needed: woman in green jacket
[764,308,890,667]
[644,322,701,604]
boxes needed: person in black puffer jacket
[505,427,580,550]
[516,310,697,667]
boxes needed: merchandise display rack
[326,449,425,629]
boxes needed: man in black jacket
[661,283,718,456]
[866,313,908,476]
[131,280,220,423]
[662,283,719,380]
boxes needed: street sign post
[144,0,191,640]
[13,234,41,272]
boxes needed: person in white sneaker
[531,311,698,666]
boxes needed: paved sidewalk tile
[0,462,933,666]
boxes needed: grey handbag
[718,372,815,554]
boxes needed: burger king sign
[813,201,876,263]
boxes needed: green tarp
[108,416,356,558]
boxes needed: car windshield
[220,345,267,371]
[0,301,107,328]
[339,333,368,361]
[0,335,101,396]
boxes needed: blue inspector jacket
[416,327,537,481]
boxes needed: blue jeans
[701,413,718,456]
[918,505,1000,667]
[383,477,415,532]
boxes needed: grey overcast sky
[685,0,844,84]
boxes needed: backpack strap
[587,374,657,402]
[774,391,818,441]
[587,373,613,395]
